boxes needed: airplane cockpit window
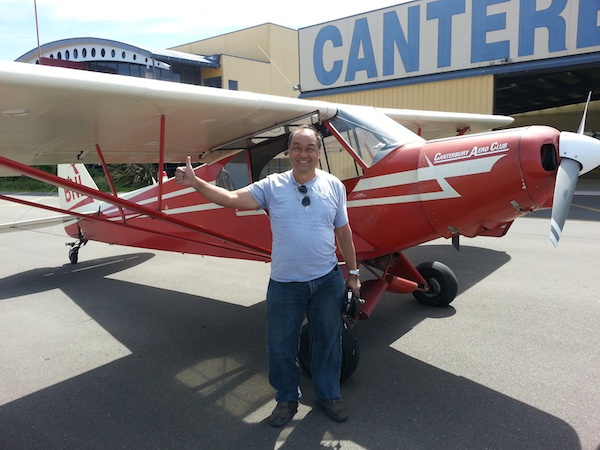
[216,122,363,187]
[216,151,250,190]
[255,129,362,182]
[319,133,362,181]
[214,112,379,188]
[327,106,414,167]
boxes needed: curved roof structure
[16,37,219,70]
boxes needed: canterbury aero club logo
[348,141,511,208]
[432,141,510,164]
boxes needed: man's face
[288,129,321,175]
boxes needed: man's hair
[287,124,323,150]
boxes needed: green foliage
[0,164,158,193]
[0,166,57,192]
[109,164,158,190]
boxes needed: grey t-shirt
[246,169,348,282]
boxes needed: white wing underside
[0,60,513,176]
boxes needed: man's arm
[335,223,361,295]
[175,156,260,210]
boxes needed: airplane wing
[0,60,513,176]
[379,107,514,139]
[509,101,600,132]
[0,61,337,175]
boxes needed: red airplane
[1,61,599,380]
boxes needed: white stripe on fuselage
[348,154,506,208]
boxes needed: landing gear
[413,261,458,307]
[298,320,359,382]
[66,231,87,264]
[298,255,458,382]
[68,246,79,264]
[359,253,459,316]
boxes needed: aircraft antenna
[257,44,300,95]
[34,0,42,62]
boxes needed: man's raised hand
[175,156,196,186]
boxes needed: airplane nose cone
[550,131,600,247]
[559,131,600,176]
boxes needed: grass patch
[0,164,157,193]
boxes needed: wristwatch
[348,269,360,276]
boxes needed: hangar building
[297,0,600,134]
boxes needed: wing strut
[158,115,166,211]
[95,144,126,224]
[0,192,269,260]
[0,156,272,259]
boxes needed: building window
[228,80,238,90]
[118,63,129,76]
[130,64,141,77]
[204,76,222,88]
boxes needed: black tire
[68,248,78,264]
[298,321,359,382]
[413,261,458,307]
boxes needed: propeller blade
[550,92,600,246]
[550,158,580,247]
[577,91,592,135]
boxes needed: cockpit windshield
[327,106,420,167]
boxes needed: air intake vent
[541,144,558,171]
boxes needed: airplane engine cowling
[418,126,560,239]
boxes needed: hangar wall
[310,75,495,114]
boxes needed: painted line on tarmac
[572,203,600,213]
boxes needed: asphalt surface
[1,188,599,450]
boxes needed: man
[175,125,360,427]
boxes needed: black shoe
[268,401,298,427]
[321,399,349,422]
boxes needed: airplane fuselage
[63,125,560,264]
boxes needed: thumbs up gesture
[175,156,196,186]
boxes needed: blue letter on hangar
[426,0,466,69]
[518,0,567,56]
[313,25,344,86]
[577,0,600,48]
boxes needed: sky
[0,0,406,61]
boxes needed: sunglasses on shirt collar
[298,185,310,207]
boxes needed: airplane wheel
[68,248,78,264]
[413,261,458,307]
[298,320,359,382]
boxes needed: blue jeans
[266,266,345,402]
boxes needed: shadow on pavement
[0,250,580,449]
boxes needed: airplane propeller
[550,92,600,247]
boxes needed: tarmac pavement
[0,189,599,449]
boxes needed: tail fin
[58,164,99,211]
